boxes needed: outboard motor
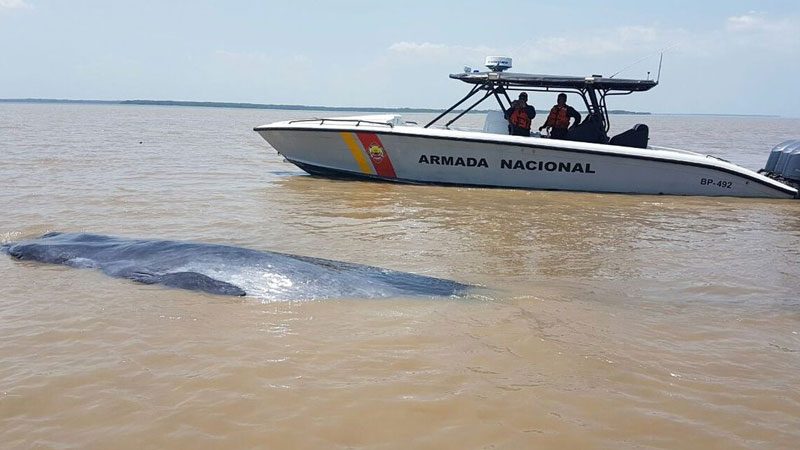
[784,151,800,182]
[761,140,800,189]
[774,141,800,175]
[764,140,796,173]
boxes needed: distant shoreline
[0,98,781,117]
[0,98,478,114]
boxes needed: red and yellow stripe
[339,131,397,178]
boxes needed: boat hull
[255,124,798,199]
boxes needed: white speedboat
[254,57,799,199]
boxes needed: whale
[1,232,470,300]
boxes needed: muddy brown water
[1,104,799,449]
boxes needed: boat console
[608,124,649,149]
[564,114,611,145]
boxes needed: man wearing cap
[504,92,536,136]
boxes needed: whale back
[3,232,470,300]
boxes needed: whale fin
[127,270,161,284]
[159,272,246,296]
[133,271,244,297]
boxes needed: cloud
[388,41,499,60]
[389,25,684,64]
[388,42,448,53]
[723,12,799,52]
[0,0,31,9]
[517,26,686,62]
[383,12,798,75]
[726,12,782,32]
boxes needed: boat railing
[288,118,394,128]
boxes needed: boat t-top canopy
[450,71,657,92]
[426,69,658,136]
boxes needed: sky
[1,0,799,116]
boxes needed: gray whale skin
[2,232,470,299]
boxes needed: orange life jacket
[509,107,531,129]
[547,105,571,129]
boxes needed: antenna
[609,44,676,79]
[656,52,664,83]
[609,53,652,79]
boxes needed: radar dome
[485,56,512,72]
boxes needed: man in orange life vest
[504,92,536,136]
[539,93,582,140]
